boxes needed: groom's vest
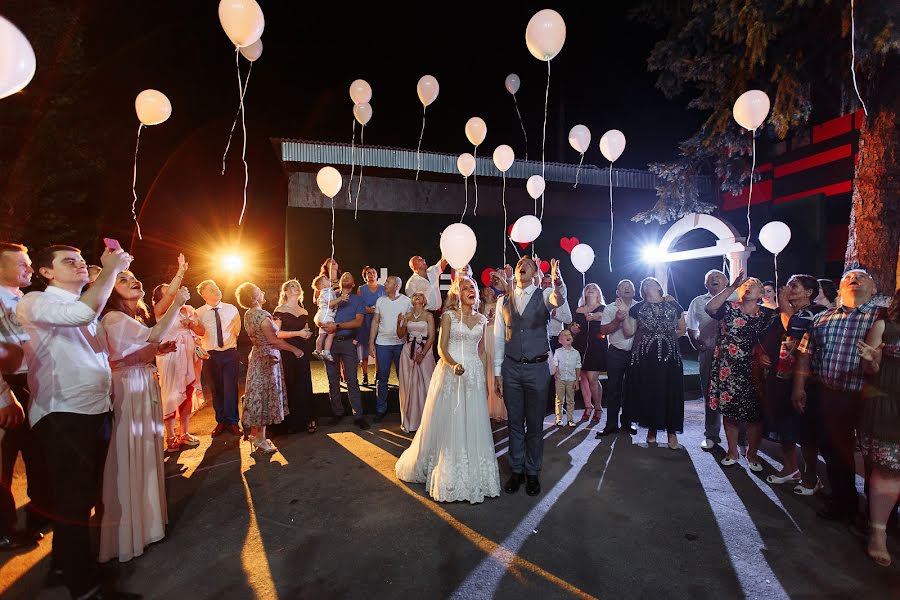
[502,288,551,361]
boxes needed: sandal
[766,470,801,485]
[165,436,182,453]
[307,421,317,434]
[591,411,602,424]
[252,438,277,454]
[793,480,823,496]
[667,434,679,450]
[720,456,738,467]
[580,409,593,423]
[868,523,892,567]
[179,433,201,447]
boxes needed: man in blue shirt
[321,272,369,429]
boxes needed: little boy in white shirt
[550,329,581,427]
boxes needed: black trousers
[813,382,863,517]
[0,373,51,534]
[34,411,111,598]
[604,347,632,430]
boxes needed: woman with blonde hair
[235,282,303,453]
[396,276,501,503]
[571,283,607,423]
[273,279,316,434]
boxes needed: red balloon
[539,260,550,273]
[481,268,494,287]
[560,236,580,254]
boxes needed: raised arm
[546,259,567,309]
[153,254,188,320]
[147,287,189,343]
[706,270,746,318]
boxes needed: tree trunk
[845,106,900,295]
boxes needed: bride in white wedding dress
[395,275,501,504]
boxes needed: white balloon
[416,75,439,107]
[440,223,477,270]
[570,243,595,273]
[218,0,265,48]
[239,38,263,62]
[492,145,515,173]
[526,175,545,200]
[465,117,487,147]
[0,16,35,100]
[457,153,476,178]
[353,102,372,126]
[525,9,566,61]
[510,215,542,244]
[758,221,792,255]
[505,73,521,95]
[135,90,172,126]
[349,79,372,105]
[599,129,626,162]
[733,90,770,131]
[568,125,591,154]
[316,166,342,199]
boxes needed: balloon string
[574,153,584,188]
[472,145,479,216]
[222,60,253,175]
[608,165,614,272]
[460,176,468,223]
[415,104,426,180]
[348,119,356,206]
[850,0,868,117]
[355,125,365,217]
[746,132,756,247]
[330,197,336,268]
[502,172,507,266]
[539,59,550,221]
[512,93,528,162]
[774,253,779,304]
[238,48,249,226]
[131,123,144,241]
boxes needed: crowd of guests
[0,237,898,600]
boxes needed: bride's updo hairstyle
[444,274,480,313]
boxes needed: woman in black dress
[625,277,686,449]
[272,279,316,433]
[571,283,607,423]
[706,272,775,470]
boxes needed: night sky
[2,1,705,271]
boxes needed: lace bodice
[445,312,486,366]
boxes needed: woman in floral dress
[235,282,304,454]
[706,272,775,470]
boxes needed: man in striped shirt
[793,269,885,522]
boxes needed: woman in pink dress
[151,254,206,452]
[397,291,436,433]
[98,271,189,563]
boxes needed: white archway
[648,213,755,293]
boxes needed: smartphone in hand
[103,238,122,251]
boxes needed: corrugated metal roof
[275,138,712,193]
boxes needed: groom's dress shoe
[504,473,525,494]
[525,475,541,496]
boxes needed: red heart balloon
[481,268,493,287]
[560,236,580,254]
[507,223,529,249]
[539,260,550,273]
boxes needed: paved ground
[1,395,898,599]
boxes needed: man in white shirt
[686,269,737,450]
[368,276,412,422]
[17,244,132,599]
[494,256,566,497]
[404,255,446,312]
[0,242,51,551]
[542,274,572,351]
[597,280,638,437]
[195,280,242,437]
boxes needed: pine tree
[632,0,899,292]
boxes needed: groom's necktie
[213,307,224,348]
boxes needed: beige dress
[98,312,166,563]
[482,303,507,421]
[399,319,436,432]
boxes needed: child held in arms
[550,329,582,427]
[311,274,341,362]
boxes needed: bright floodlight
[222,253,243,272]
[641,245,668,264]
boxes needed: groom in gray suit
[494,256,566,496]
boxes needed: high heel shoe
[868,523,892,567]
[591,410,602,424]
[667,433,679,450]
[766,470,801,485]
[580,409,593,422]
